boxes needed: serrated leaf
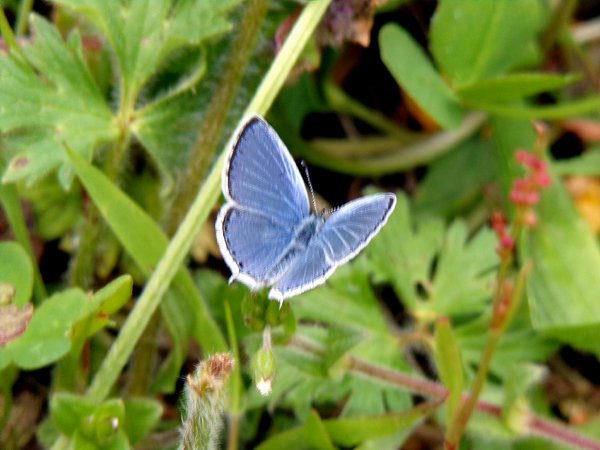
[18,175,81,240]
[368,193,445,311]
[368,193,497,320]
[454,306,556,378]
[429,221,498,317]
[457,73,578,103]
[524,169,600,355]
[54,0,242,176]
[0,241,33,306]
[323,326,364,378]
[54,0,240,95]
[431,0,545,87]
[0,15,116,187]
[294,264,389,335]
[379,24,463,129]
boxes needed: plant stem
[224,301,241,450]
[446,329,501,447]
[0,8,27,62]
[300,112,487,175]
[540,0,577,53]
[15,0,33,36]
[165,0,270,235]
[324,82,419,140]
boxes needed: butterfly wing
[269,193,396,301]
[216,115,310,288]
[222,115,310,225]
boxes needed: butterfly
[215,115,396,303]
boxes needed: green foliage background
[1,0,600,449]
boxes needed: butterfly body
[216,115,396,303]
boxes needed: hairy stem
[165,0,269,235]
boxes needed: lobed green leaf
[379,23,463,129]
[431,0,545,87]
[0,15,116,188]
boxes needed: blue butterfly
[215,115,396,303]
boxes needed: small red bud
[534,172,550,188]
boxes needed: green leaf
[524,169,600,354]
[0,288,87,370]
[53,0,239,96]
[0,241,33,307]
[51,392,96,436]
[256,406,430,450]
[0,15,117,188]
[255,410,335,450]
[122,398,162,445]
[433,318,463,421]
[553,148,600,176]
[18,175,81,240]
[457,73,578,103]
[368,193,498,319]
[429,221,498,317]
[431,0,545,86]
[54,0,241,175]
[502,363,545,427]
[78,275,133,339]
[468,96,600,119]
[413,138,496,219]
[368,193,445,312]
[65,144,226,386]
[379,24,463,129]
[454,306,556,378]
[323,404,434,446]
[490,117,536,206]
[52,394,136,448]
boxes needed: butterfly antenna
[301,160,318,213]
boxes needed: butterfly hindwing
[269,194,396,301]
[216,204,295,288]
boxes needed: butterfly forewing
[224,117,310,227]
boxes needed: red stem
[347,355,600,450]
